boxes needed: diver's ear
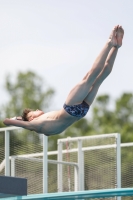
[29,117,33,122]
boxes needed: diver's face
[27,109,44,121]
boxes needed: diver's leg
[65,26,118,105]
[84,26,124,105]
[84,47,118,105]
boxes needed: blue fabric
[63,101,89,117]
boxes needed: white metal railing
[57,133,121,195]
[1,127,127,196]
[10,156,79,191]
[0,127,21,176]
[58,133,120,142]
[0,126,48,193]
[0,144,121,173]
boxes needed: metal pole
[11,156,15,177]
[5,130,10,176]
[82,151,84,190]
[57,140,63,192]
[116,133,121,200]
[43,134,48,193]
[74,165,78,191]
[78,139,83,191]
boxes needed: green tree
[48,93,133,151]
[1,70,55,156]
[90,93,133,142]
[48,118,93,151]
[91,94,116,134]
[115,93,133,142]
[3,71,54,117]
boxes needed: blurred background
[0,0,133,148]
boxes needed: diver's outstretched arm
[3,118,34,131]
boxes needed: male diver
[4,25,124,136]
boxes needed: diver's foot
[116,25,124,48]
[108,25,118,47]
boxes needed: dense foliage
[1,70,133,152]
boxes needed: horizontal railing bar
[0,126,22,132]
[121,143,133,147]
[11,156,78,167]
[48,159,78,167]
[58,133,119,143]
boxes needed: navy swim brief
[63,101,89,118]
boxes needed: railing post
[11,156,15,177]
[78,139,84,191]
[82,151,84,190]
[74,166,78,191]
[57,140,63,192]
[43,134,48,193]
[116,133,121,200]
[5,130,10,176]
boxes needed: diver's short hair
[22,108,33,121]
